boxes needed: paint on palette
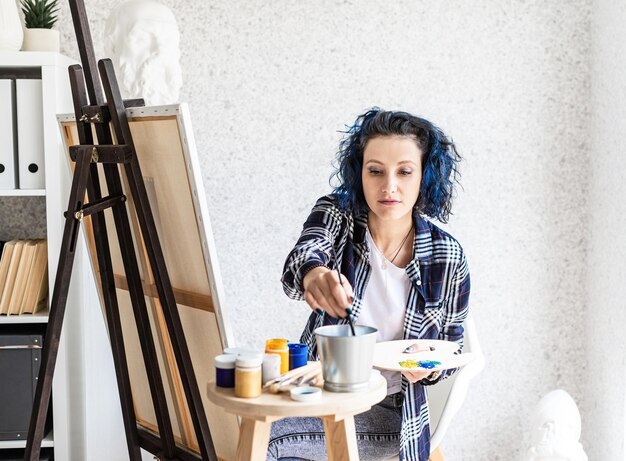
[398,359,442,369]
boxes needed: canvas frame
[57,104,238,459]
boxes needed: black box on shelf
[0,448,52,460]
[0,333,42,441]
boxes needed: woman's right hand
[303,266,354,319]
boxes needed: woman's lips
[379,200,400,205]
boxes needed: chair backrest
[426,312,485,451]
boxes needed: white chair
[387,312,485,461]
[427,311,485,457]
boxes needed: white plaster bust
[104,0,183,105]
[525,389,588,461]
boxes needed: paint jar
[262,353,281,385]
[265,338,289,374]
[288,343,308,370]
[234,354,263,398]
[214,354,236,388]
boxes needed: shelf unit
[0,189,45,197]
[0,51,75,460]
[0,312,48,324]
[0,51,129,461]
[0,433,54,449]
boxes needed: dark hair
[331,107,461,223]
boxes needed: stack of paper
[0,239,48,315]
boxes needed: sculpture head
[104,0,183,105]
[526,389,587,461]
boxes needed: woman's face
[361,135,423,222]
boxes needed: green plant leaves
[20,0,59,29]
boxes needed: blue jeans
[266,393,403,461]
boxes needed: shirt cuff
[420,370,442,385]
[299,262,328,290]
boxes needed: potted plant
[20,0,59,52]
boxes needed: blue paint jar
[288,343,308,370]
[214,354,236,388]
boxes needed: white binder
[0,79,17,190]
[16,79,45,189]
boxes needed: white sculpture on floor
[104,0,183,105]
[525,389,588,461]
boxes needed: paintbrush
[295,367,324,386]
[269,369,320,393]
[268,383,296,394]
[328,244,356,336]
[263,362,321,389]
[306,375,324,387]
[268,367,324,393]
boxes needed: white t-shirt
[357,229,410,394]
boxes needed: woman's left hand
[401,369,434,383]
[400,342,435,383]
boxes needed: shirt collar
[353,210,433,263]
[353,211,368,244]
[413,213,433,262]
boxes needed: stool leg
[323,415,359,460]
[236,417,272,461]
[429,446,445,461]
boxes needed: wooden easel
[23,1,217,460]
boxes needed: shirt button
[416,280,422,286]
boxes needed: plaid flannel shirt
[281,194,471,461]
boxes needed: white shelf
[0,312,49,324]
[0,51,75,68]
[0,52,81,459]
[0,431,53,449]
[0,189,45,197]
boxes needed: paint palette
[373,339,475,372]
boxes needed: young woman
[270,108,470,461]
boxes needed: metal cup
[315,324,378,392]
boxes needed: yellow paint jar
[265,338,289,374]
[234,354,263,398]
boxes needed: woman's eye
[399,169,412,176]
[368,168,382,175]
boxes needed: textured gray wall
[0,197,47,240]
[52,1,595,459]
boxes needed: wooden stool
[207,374,387,461]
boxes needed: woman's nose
[382,176,397,193]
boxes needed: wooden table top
[207,372,387,419]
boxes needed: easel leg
[236,418,272,461]
[24,151,93,461]
[100,58,216,461]
[430,446,445,461]
[323,415,359,461]
[102,159,179,456]
[96,60,188,459]
[68,64,144,461]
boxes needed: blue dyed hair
[331,108,461,223]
